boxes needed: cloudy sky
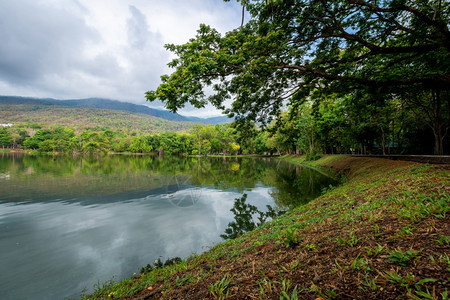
[0,0,244,117]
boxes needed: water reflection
[0,154,337,299]
[221,194,285,240]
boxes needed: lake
[0,154,336,299]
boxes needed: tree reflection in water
[221,194,285,240]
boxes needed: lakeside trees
[0,103,446,156]
[146,0,449,155]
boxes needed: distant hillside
[0,96,232,125]
[0,96,198,133]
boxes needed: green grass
[78,155,449,299]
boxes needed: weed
[281,227,302,247]
[366,243,384,257]
[407,280,439,300]
[388,249,421,267]
[175,274,192,287]
[258,281,266,298]
[372,224,381,236]
[439,254,450,271]
[309,282,337,299]
[351,255,370,271]
[335,230,361,247]
[384,270,414,288]
[208,274,232,300]
[434,233,450,246]
[442,289,448,300]
[400,225,415,235]
[289,258,301,271]
[332,259,343,272]
[280,279,299,300]
[359,274,377,291]
[259,271,274,295]
[327,289,338,299]
[305,243,317,251]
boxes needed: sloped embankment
[84,155,449,299]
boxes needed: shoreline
[80,155,449,299]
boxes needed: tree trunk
[432,91,445,155]
[433,129,444,155]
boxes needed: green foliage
[280,279,298,300]
[208,274,232,300]
[281,227,302,248]
[335,230,362,247]
[351,255,370,271]
[147,0,450,155]
[128,136,152,153]
[0,127,12,147]
[388,249,422,267]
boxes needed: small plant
[400,225,415,235]
[434,233,450,246]
[372,224,381,236]
[408,280,439,300]
[208,274,232,300]
[333,259,343,272]
[290,258,301,271]
[413,289,436,300]
[280,279,299,300]
[281,227,302,247]
[259,271,275,294]
[366,243,384,257]
[439,254,450,267]
[175,274,192,287]
[309,282,337,299]
[384,270,414,288]
[388,249,421,267]
[359,274,377,291]
[305,243,317,251]
[335,230,361,247]
[351,255,370,271]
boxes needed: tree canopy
[146,0,449,154]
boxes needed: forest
[0,103,447,157]
[146,0,449,155]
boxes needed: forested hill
[0,96,232,125]
[0,96,200,133]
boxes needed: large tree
[147,0,450,154]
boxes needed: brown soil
[118,157,449,300]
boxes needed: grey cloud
[118,5,169,101]
[0,0,244,115]
[127,5,150,49]
[0,0,99,85]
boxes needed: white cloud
[0,0,243,116]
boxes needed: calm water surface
[0,154,336,299]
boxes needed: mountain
[0,96,195,133]
[184,115,232,124]
[0,96,232,125]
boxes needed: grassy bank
[81,155,449,299]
